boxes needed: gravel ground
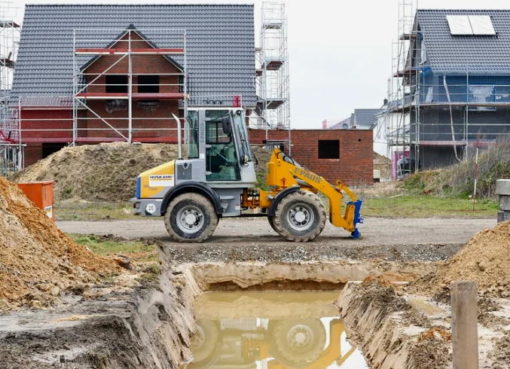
[58,217,495,263]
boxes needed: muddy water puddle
[188,290,369,369]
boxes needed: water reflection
[188,291,368,369]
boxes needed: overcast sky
[6,0,510,128]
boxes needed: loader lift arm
[262,148,363,238]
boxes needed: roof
[329,109,380,130]
[416,9,510,74]
[11,4,256,107]
[80,24,184,72]
[329,116,352,130]
[351,109,381,129]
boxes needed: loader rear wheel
[164,193,218,242]
[273,190,326,242]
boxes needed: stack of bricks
[496,179,510,222]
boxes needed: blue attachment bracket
[348,200,364,227]
[348,200,363,239]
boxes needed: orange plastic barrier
[17,181,55,220]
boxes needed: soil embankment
[12,143,179,201]
[0,176,119,309]
[339,221,510,369]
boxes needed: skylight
[446,15,496,36]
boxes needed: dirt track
[58,217,495,262]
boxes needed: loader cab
[185,108,256,186]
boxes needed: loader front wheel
[273,190,326,242]
[165,193,218,242]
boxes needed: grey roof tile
[12,4,256,107]
[417,9,510,74]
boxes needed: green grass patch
[72,234,160,282]
[72,235,158,262]
[362,195,498,218]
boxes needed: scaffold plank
[76,92,186,100]
[75,48,184,55]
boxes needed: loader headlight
[146,203,157,215]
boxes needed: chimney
[322,119,328,129]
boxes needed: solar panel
[447,15,473,35]
[447,15,497,36]
[469,15,496,35]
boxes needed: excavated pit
[12,221,510,369]
[0,252,442,369]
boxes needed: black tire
[270,319,326,368]
[273,190,326,242]
[164,193,218,242]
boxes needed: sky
[5,0,510,129]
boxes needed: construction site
[0,1,509,369]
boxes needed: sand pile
[13,142,179,201]
[374,152,391,180]
[424,222,510,297]
[0,176,119,309]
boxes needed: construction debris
[0,176,119,309]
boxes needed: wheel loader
[132,108,362,242]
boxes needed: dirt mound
[251,145,272,185]
[421,222,510,297]
[13,142,179,201]
[374,152,391,180]
[0,177,119,309]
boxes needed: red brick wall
[249,128,373,185]
[20,109,73,143]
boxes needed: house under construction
[386,2,510,176]
[0,2,373,185]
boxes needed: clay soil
[0,177,119,310]
[414,221,510,298]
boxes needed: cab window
[205,110,240,181]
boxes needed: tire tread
[273,190,326,242]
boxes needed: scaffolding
[385,0,417,178]
[255,1,291,152]
[0,1,21,174]
[72,28,188,145]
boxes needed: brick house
[7,4,373,184]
